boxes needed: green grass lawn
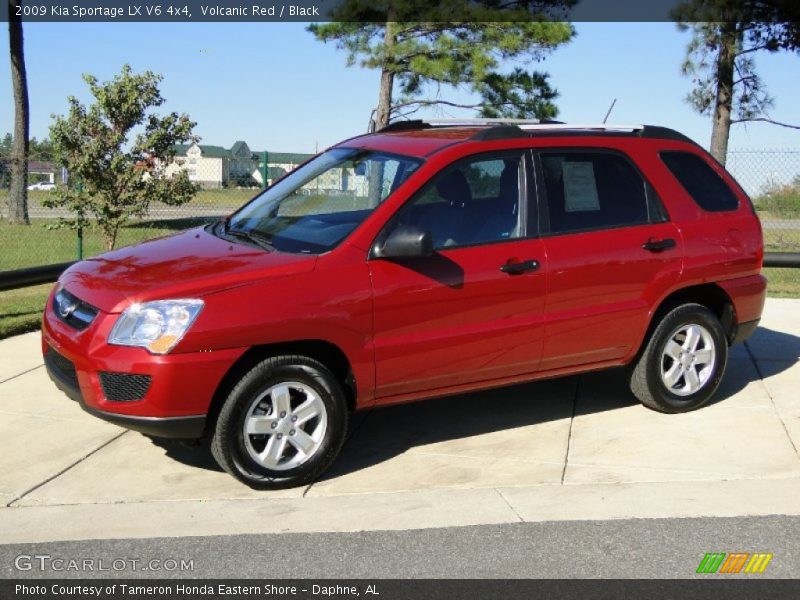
[765,268,800,298]
[0,216,798,340]
[763,228,800,253]
[191,188,260,207]
[1,188,258,212]
[0,284,51,339]
[2,268,795,340]
[0,217,216,270]
[0,217,215,338]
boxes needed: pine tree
[675,0,799,164]
[309,1,575,130]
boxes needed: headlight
[108,299,204,354]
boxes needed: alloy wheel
[242,382,328,471]
[660,323,717,397]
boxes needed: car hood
[59,227,317,313]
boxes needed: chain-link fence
[2,146,798,272]
[0,143,314,337]
[0,145,314,271]
[1,145,798,337]
[727,149,800,254]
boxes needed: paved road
[1,515,797,579]
[2,299,800,546]
[23,204,800,230]
[28,205,230,220]
[762,220,800,230]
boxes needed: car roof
[337,121,696,158]
[339,127,485,157]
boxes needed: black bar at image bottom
[4,579,800,600]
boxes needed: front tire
[630,303,728,413]
[211,355,348,489]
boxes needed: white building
[164,141,260,188]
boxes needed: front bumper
[44,349,206,438]
[42,288,246,439]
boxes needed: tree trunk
[373,21,396,131]
[8,0,30,224]
[709,23,739,166]
[374,69,395,131]
[367,22,396,206]
[102,226,117,251]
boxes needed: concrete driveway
[1,298,799,543]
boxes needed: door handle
[500,259,540,275]
[642,238,676,252]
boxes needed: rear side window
[660,151,739,212]
[539,152,651,234]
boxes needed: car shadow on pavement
[150,326,799,481]
[148,437,225,472]
[742,325,800,374]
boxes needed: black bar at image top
[2,0,798,24]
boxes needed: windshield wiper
[224,224,274,251]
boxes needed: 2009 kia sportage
[42,120,767,489]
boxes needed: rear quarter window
[660,151,739,212]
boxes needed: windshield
[225,148,422,253]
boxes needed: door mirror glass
[375,225,433,259]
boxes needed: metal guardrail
[0,261,75,292]
[763,253,800,268]
[0,254,796,294]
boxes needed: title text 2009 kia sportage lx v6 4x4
[43,121,766,489]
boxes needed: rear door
[368,150,548,399]
[535,148,683,371]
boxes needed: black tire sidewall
[217,360,347,488]
[646,305,728,411]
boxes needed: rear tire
[211,355,348,489]
[630,303,728,413]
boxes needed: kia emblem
[57,293,77,319]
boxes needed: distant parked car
[42,119,766,489]
[27,182,55,191]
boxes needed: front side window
[539,151,651,234]
[389,152,525,249]
[661,151,739,212]
[227,148,421,253]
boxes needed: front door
[369,150,548,399]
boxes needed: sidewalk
[1,299,799,543]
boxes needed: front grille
[44,346,79,390]
[99,372,152,402]
[53,288,98,331]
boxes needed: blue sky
[1,22,798,154]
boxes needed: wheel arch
[205,339,357,436]
[633,283,736,365]
[657,283,736,339]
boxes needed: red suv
[42,121,766,488]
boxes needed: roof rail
[379,120,432,133]
[377,119,691,144]
[379,118,567,132]
[413,118,550,126]
[516,123,644,132]
[379,118,645,133]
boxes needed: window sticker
[562,161,600,212]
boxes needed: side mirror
[374,225,434,259]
